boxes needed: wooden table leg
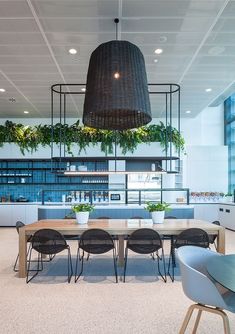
[217,227,225,254]
[118,236,125,266]
[19,228,27,278]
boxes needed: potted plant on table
[71,203,94,224]
[145,202,171,224]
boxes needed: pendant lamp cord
[114,18,119,41]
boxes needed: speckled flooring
[0,227,235,334]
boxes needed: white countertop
[38,204,194,209]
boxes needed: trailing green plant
[145,201,171,212]
[71,203,95,213]
[0,120,185,155]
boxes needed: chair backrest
[174,228,209,249]
[212,220,220,226]
[208,221,221,244]
[16,221,25,234]
[79,228,114,254]
[127,228,162,254]
[31,229,67,255]
[176,246,228,309]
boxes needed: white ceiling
[0,0,234,119]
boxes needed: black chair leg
[67,248,73,283]
[13,253,19,272]
[167,246,175,282]
[14,243,32,272]
[156,249,167,282]
[123,247,128,283]
[75,250,84,283]
[113,248,118,283]
[26,249,42,283]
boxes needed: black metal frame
[50,83,181,174]
[123,228,167,283]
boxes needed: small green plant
[145,201,171,212]
[225,193,233,197]
[71,203,94,213]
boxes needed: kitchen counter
[38,204,194,209]
[38,204,194,220]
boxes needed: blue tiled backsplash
[0,160,108,202]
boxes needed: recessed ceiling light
[154,59,158,63]
[205,88,212,92]
[208,46,225,55]
[185,110,191,114]
[0,88,6,92]
[23,110,29,114]
[154,48,163,55]
[69,48,77,55]
[81,88,86,92]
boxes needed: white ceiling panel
[0,0,235,118]
[121,17,216,33]
[0,45,51,56]
[32,0,119,18]
[122,32,205,45]
[45,32,114,45]
[122,0,225,17]
[0,32,45,45]
[0,56,55,65]
[40,18,118,33]
[0,19,39,32]
[0,1,33,17]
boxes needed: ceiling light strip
[179,0,230,83]
[26,0,79,114]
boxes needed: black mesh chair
[168,228,210,282]
[26,229,73,283]
[14,221,56,272]
[208,221,220,250]
[75,228,118,283]
[123,228,166,283]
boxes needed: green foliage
[145,201,171,212]
[71,203,94,213]
[0,120,185,155]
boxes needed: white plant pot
[151,211,165,224]
[76,212,89,224]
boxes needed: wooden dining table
[18,218,225,278]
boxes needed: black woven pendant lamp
[83,18,152,130]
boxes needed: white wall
[180,104,224,146]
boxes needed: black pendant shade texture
[83,40,152,130]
